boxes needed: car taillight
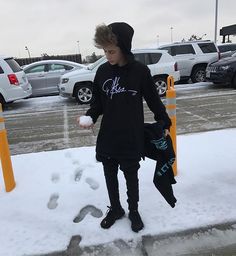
[174,62,178,71]
[8,74,19,85]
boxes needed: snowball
[79,115,93,126]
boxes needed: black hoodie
[86,22,171,159]
[108,22,134,56]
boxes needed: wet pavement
[3,83,236,156]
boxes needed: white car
[0,55,32,105]
[59,49,180,104]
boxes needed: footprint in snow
[47,193,59,210]
[72,160,80,166]
[65,151,72,159]
[51,173,60,183]
[85,177,99,190]
[73,205,103,223]
[74,167,83,182]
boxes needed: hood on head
[108,22,134,56]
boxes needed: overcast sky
[1,0,235,59]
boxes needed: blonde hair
[94,24,118,49]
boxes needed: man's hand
[164,129,170,137]
[77,115,94,129]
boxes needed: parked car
[0,55,32,105]
[218,43,236,53]
[133,49,179,96]
[58,49,180,104]
[205,52,236,88]
[158,40,220,83]
[23,60,85,97]
[217,43,236,58]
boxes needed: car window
[0,66,4,74]
[4,58,22,72]
[89,56,106,70]
[174,45,195,55]
[198,43,217,53]
[134,53,145,64]
[133,52,162,65]
[25,65,45,73]
[64,65,74,70]
[218,44,236,53]
[159,46,172,55]
[49,64,66,72]
[134,53,154,65]
[149,53,162,63]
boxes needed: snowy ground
[0,129,236,256]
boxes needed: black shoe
[128,210,144,232]
[100,206,125,229]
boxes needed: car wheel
[232,74,236,89]
[154,77,167,97]
[0,94,6,107]
[191,66,206,83]
[74,84,93,104]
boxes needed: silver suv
[158,40,220,83]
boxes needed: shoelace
[105,206,112,216]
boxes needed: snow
[79,115,93,126]
[0,129,236,256]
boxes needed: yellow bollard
[0,103,16,192]
[166,76,177,176]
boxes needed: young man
[78,22,171,232]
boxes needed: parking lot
[3,82,236,156]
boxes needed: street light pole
[25,46,31,59]
[214,0,218,43]
[77,40,80,54]
[157,35,159,47]
[170,27,173,43]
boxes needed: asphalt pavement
[3,83,236,156]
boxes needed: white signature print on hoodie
[102,76,137,99]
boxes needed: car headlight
[62,78,69,84]
[219,65,230,71]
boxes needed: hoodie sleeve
[85,71,103,123]
[142,67,171,129]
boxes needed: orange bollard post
[166,76,177,176]
[0,103,16,192]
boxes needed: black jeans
[101,156,140,211]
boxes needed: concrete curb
[31,221,236,256]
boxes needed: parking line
[63,105,69,147]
